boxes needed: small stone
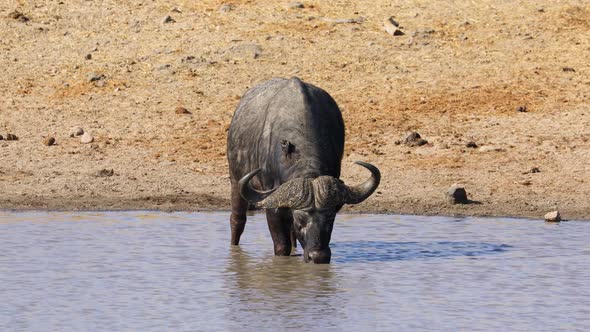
[180,55,195,63]
[8,10,29,22]
[175,107,191,114]
[87,73,105,82]
[6,133,18,141]
[219,4,233,12]
[516,105,527,112]
[96,169,114,177]
[465,141,478,148]
[544,211,561,222]
[80,132,94,144]
[446,184,468,204]
[43,137,56,146]
[85,53,92,60]
[523,166,541,174]
[384,17,404,36]
[287,2,305,9]
[403,131,428,147]
[69,126,84,137]
[0,134,3,140]
[562,67,575,73]
[162,15,175,24]
[228,44,262,59]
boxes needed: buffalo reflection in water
[224,247,343,323]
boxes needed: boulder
[404,131,428,147]
[446,184,468,204]
[544,211,561,222]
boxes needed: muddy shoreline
[2,194,588,221]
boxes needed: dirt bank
[1,1,589,220]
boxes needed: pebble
[85,53,92,60]
[516,105,527,112]
[465,141,478,148]
[562,67,575,73]
[6,133,18,141]
[0,134,3,140]
[403,131,428,147]
[287,2,305,9]
[8,10,29,22]
[69,126,84,137]
[43,137,56,146]
[384,17,404,36]
[446,184,469,204]
[96,169,114,177]
[80,132,94,144]
[544,211,561,222]
[87,73,105,82]
[180,55,195,63]
[162,15,175,24]
[530,166,541,173]
[219,4,233,12]
[175,107,191,114]
[228,44,262,59]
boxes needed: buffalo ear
[280,139,296,156]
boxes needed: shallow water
[0,212,588,331]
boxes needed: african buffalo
[227,77,380,264]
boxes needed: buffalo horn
[238,169,276,204]
[344,161,381,204]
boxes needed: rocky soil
[1,1,589,220]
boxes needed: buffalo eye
[280,139,296,156]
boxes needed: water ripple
[331,241,512,263]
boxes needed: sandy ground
[1,0,589,220]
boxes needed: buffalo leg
[290,228,297,250]
[230,183,248,245]
[266,208,293,256]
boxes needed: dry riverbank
[1,1,589,220]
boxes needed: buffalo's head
[238,161,380,264]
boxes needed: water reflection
[226,246,338,295]
[331,241,512,263]
[224,247,342,328]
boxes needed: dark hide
[227,77,358,263]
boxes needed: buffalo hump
[227,77,345,189]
